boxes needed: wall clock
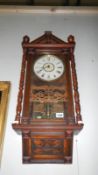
[12,31,83,163]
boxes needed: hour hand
[36,67,44,73]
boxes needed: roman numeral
[37,69,42,73]
[56,62,61,65]
[58,66,62,69]
[47,75,50,79]
[41,74,45,77]
[57,70,61,74]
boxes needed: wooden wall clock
[12,31,83,164]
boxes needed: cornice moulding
[0,6,98,14]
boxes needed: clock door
[27,53,74,124]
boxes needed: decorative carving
[67,116,75,125]
[31,31,66,45]
[31,85,66,91]
[22,35,30,44]
[15,50,27,123]
[65,156,72,163]
[22,130,31,163]
[32,138,64,155]
[67,35,75,44]
[66,130,73,138]
[70,49,82,123]
[30,85,67,103]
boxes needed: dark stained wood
[15,49,27,123]
[23,43,75,49]
[70,48,82,123]
[12,31,83,164]
[22,55,32,123]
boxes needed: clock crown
[44,31,52,35]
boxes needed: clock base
[22,130,73,164]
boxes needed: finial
[22,35,30,44]
[67,35,75,43]
[44,31,52,35]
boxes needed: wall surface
[0,8,98,175]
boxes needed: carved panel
[32,138,64,156]
[30,85,67,103]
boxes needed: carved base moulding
[12,31,83,164]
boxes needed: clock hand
[44,64,50,69]
[44,64,54,69]
[37,67,44,73]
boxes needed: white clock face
[33,55,64,81]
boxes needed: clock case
[12,31,83,164]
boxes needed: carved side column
[68,35,82,124]
[64,130,73,163]
[15,51,26,123]
[71,52,82,123]
[15,36,29,123]
[22,130,31,163]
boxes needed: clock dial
[33,55,64,81]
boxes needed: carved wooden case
[12,31,83,164]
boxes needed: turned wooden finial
[67,35,75,43]
[22,35,30,44]
[44,31,52,35]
